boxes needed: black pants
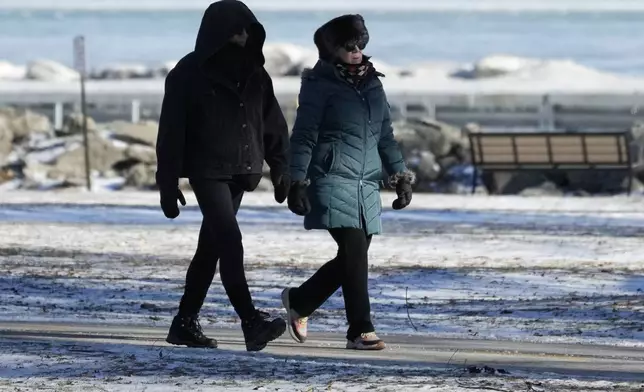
[178,176,260,321]
[289,228,374,340]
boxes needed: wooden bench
[468,130,635,194]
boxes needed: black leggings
[289,228,374,340]
[178,177,259,320]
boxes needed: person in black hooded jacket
[156,0,288,352]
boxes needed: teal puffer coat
[289,60,407,235]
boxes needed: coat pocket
[324,144,337,175]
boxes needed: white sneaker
[281,288,308,343]
[346,332,386,350]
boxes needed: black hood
[194,0,266,65]
[314,14,369,62]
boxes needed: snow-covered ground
[0,190,643,390]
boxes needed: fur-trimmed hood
[313,14,369,61]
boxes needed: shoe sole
[165,335,218,349]
[245,318,287,352]
[281,288,306,344]
[346,341,386,351]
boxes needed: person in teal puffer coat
[281,14,415,351]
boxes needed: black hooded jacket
[155,0,289,190]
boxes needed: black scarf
[335,60,374,87]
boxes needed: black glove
[287,181,311,216]
[392,176,413,210]
[160,186,186,219]
[271,170,291,204]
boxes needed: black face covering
[206,41,254,85]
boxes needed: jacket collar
[312,59,383,90]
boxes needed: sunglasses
[342,40,366,52]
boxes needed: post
[54,102,64,133]
[131,99,141,123]
[539,94,554,131]
[74,35,92,191]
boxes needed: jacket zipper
[355,86,370,229]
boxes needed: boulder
[61,113,97,136]
[482,171,549,195]
[0,117,13,165]
[102,120,159,146]
[0,108,52,142]
[519,181,564,197]
[452,55,540,79]
[392,117,471,191]
[94,63,152,80]
[565,171,631,195]
[263,43,318,76]
[397,117,469,158]
[124,163,157,188]
[158,61,178,77]
[50,133,125,181]
[0,61,27,80]
[26,60,79,82]
[125,144,156,164]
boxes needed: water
[1,9,644,75]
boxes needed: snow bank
[4,53,644,94]
[26,59,79,82]
[0,61,26,80]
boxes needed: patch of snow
[0,191,642,348]
[0,60,26,80]
[26,59,79,82]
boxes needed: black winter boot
[241,310,286,352]
[166,314,218,348]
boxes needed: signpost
[73,35,92,191]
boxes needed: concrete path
[1,321,642,382]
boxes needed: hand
[287,181,311,216]
[392,176,412,210]
[160,187,186,219]
[271,170,291,204]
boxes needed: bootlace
[188,317,205,338]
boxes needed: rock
[10,110,51,142]
[398,117,468,158]
[61,113,97,135]
[0,117,13,164]
[103,120,159,146]
[263,43,318,76]
[125,144,156,164]
[93,63,153,80]
[452,55,540,79]
[482,171,549,195]
[26,60,79,82]
[565,171,631,194]
[519,181,564,196]
[416,151,441,181]
[0,108,52,143]
[158,61,178,77]
[392,117,472,192]
[51,133,125,181]
[0,61,27,80]
[124,163,157,188]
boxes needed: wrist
[388,170,416,188]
